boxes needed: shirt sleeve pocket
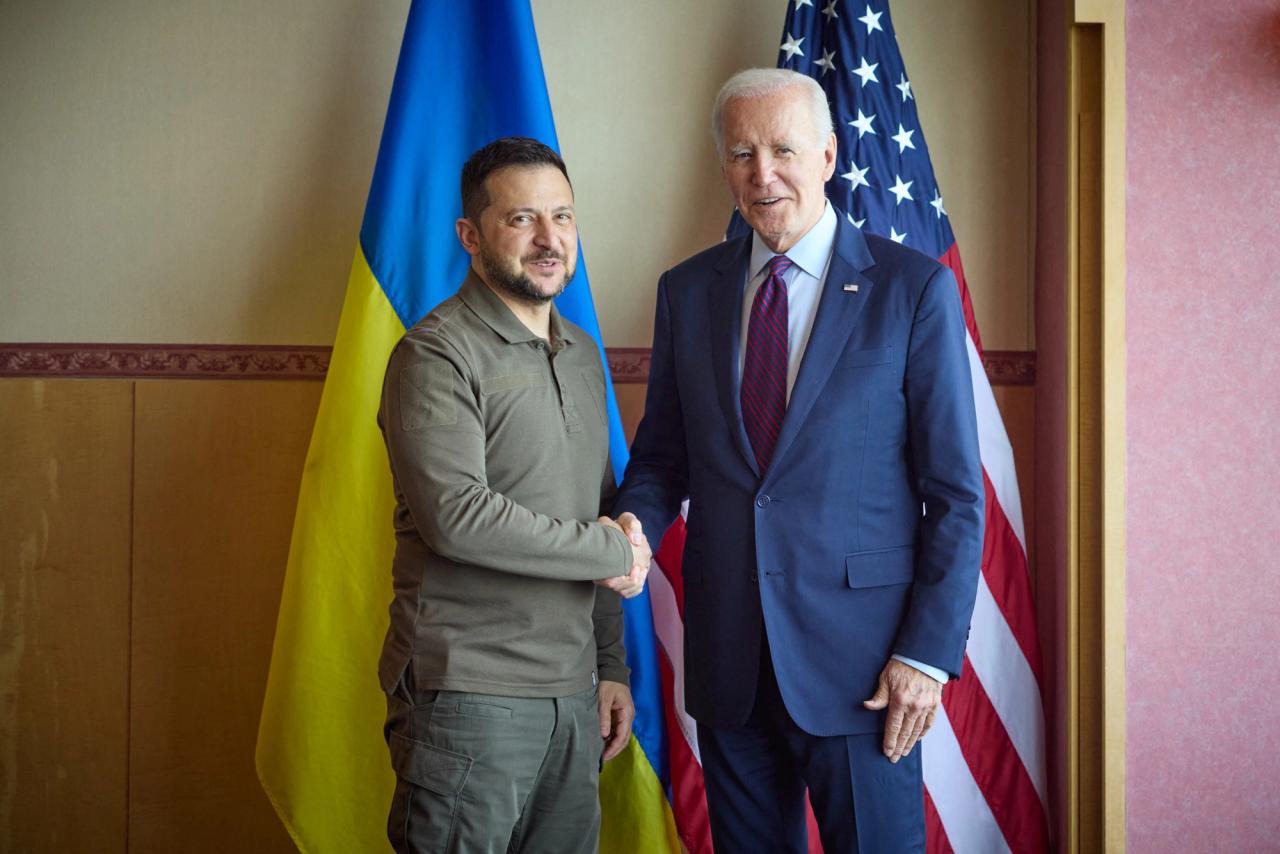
[580,371,608,424]
[845,545,915,588]
[400,363,457,430]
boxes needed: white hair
[711,68,834,157]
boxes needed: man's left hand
[862,658,943,763]
[597,680,635,762]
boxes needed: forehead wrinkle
[727,122,807,150]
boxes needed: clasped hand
[594,512,651,598]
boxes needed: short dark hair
[460,137,571,222]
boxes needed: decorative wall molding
[981,350,1037,387]
[0,344,331,379]
[0,343,1036,386]
[604,348,653,384]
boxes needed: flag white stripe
[967,572,1049,807]
[966,334,1027,551]
[924,705,1012,854]
[648,559,702,765]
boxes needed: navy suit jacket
[616,212,984,736]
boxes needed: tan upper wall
[0,0,1032,349]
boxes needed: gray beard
[480,248,571,305]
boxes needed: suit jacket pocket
[845,545,915,588]
[840,346,895,369]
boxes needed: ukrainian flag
[255,1,679,850]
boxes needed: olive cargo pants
[385,681,601,854]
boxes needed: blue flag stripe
[355,0,669,787]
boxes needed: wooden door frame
[1064,0,1126,850]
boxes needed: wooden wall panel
[0,380,133,853]
[613,383,648,445]
[128,380,320,854]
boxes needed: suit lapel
[767,218,876,477]
[708,238,760,478]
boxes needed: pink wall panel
[1126,1,1280,850]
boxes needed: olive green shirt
[377,271,633,698]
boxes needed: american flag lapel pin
[843,283,859,293]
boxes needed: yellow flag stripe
[256,247,403,852]
[599,738,684,853]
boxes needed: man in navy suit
[612,69,984,852]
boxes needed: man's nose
[751,155,775,186]
[532,217,556,247]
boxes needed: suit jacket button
[756,495,771,508]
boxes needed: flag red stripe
[981,472,1046,686]
[658,631,713,854]
[652,515,712,851]
[654,517,688,616]
[944,657,1049,853]
[938,243,983,357]
[805,797,824,853]
[923,787,956,854]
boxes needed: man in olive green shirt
[377,137,651,854]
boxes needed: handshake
[594,512,652,598]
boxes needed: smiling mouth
[525,252,565,271]
[753,197,786,207]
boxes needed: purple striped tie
[741,254,792,472]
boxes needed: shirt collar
[457,270,577,348]
[748,201,838,280]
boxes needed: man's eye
[511,215,531,225]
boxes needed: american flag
[646,2,1050,852]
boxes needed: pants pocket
[387,730,473,853]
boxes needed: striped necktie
[740,254,792,473]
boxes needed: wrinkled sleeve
[592,455,630,684]
[592,585,629,685]
[893,266,985,678]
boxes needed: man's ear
[455,217,481,257]
[821,131,838,182]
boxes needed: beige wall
[0,0,1032,350]
[0,7,1037,848]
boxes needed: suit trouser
[696,644,926,854]
[384,674,601,854]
